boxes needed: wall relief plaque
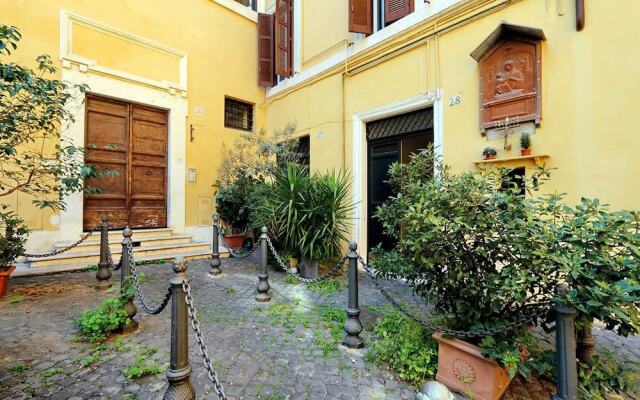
[471,23,545,133]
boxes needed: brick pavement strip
[0,259,637,400]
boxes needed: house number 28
[449,95,462,107]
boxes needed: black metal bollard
[163,258,196,400]
[255,227,271,302]
[94,216,112,290]
[120,227,138,333]
[553,284,578,400]
[342,242,364,348]
[209,215,222,276]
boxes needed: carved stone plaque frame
[471,24,545,134]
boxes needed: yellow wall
[0,0,266,234]
[266,0,640,212]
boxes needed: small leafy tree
[0,25,105,211]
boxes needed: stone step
[13,248,220,277]
[84,227,175,242]
[53,233,195,254]
[26,241,213,269]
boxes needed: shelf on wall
[474,154,550,167]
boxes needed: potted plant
[251,164,354,279]
[0,212,28,298]
[482,146,497,160]
[215,174,256,250]
[520,133,532,156]
[372,147,562,399]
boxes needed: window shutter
[275,0,293,78]
[385,0,414,23]
[349,0,373,34]
[257,13,275,87]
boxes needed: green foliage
[554,199,640,336]
[0,211,27,270]
[283,274,299,285]
[7,364,30,373]
[367,309,438,387]
[0,25,115,211]
[482,146,497,157]
[75,296,129,342]
[215,124,301,229]
[520,133,531,149]
[123,346,167,379]
[307,278,347,295]
[480,331,556,379]
[251,163,354,261]
[80,351,101,367]
[39,367,64,378]
[578,352,640,399]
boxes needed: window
[295,135,310,166]
[349,0,414,34]
[224,97,254,131]
[501,167,526,197]
[233,0,257,11]
[257,0,293,87]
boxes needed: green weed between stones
[75,296,130,342]
[366,308,438,388]
[283,274,299,285]
[7,364,30,374]
[123,346,168,379]
[307,278,347,295]
[223,287,236,295]
[39,367,64,378]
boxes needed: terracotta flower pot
[521,148,532,156]
[433,332,512,400]
[484,155,496,160]
[0,265,16,298]
[223,233,245,250]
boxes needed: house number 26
[449,95,462,107]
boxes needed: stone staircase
[14,227,222,276]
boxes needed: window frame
[224,96,255,132]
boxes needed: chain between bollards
[255,227,271,302]
[553,284,578,400]
[210,215,222,276]
[94,216,112,291]
[120,227,138,334]
[342,241,364,348]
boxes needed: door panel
[83,95,168,230]
[84,96,129,229]
[367,141,399,251]
[129,105,167,229]
[367,132,434,251]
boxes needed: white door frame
[58,66,188,241]
[351,90,443,256]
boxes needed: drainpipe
[575,0,585,31]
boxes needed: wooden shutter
[275,0,293,78]
[349,0,373,34]
[385,0,414,23]
[258,13,275,87]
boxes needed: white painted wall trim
[351,90,443,258]
[267,0,461,98]
[210,0,259,22]
[60,10,188,94]
[58,66,188,242]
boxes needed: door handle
[145,170,152,176]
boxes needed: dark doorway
[366,108,434,251]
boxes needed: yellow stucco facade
[2,0,639,254]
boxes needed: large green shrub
[372,146,640,377]
[251,163,354,262]
[0,212,28,271]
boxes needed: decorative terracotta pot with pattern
[0,265,16,298]
[433,332,512,400]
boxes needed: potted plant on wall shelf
[372,147,563,400]
[482,146,497,160]
[0,212,28,298]
[520,133,532,156]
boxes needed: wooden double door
[83,94,168,230]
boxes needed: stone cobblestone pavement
[0,258,638,400]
